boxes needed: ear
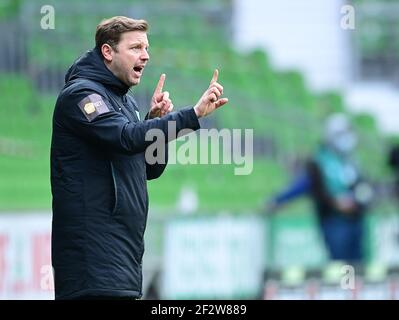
[101,44,114,62]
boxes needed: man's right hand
[148,74,174,119]
[194,69,229,118]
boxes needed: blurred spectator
[388,143,399,202]
[265,113,374,264]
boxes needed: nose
[141,49,149,61]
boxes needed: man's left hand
[148,74,174,119]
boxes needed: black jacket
[51,47,200,299]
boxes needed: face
[104,31,149,87]
[331,131,358,155]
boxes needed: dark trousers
[320,215,364,263]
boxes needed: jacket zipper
[110,162,119,215]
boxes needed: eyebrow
[129,41,149,47]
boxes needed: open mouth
[133,66,144,76]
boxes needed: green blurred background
[1,0,399,299]
[0,0,391,212]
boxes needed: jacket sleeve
[55,87,200,155]
[146,144,168,180]
[272,171,311,205]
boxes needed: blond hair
[95,16,148,50]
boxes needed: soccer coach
[50,16,228,300]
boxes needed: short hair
[95,16,148,50]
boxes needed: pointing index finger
[154,73,166,94]
[210,69,218,85]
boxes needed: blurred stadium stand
[0,0,399,299]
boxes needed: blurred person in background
[388,143,399,204]
[265,113,374,264]
[51,16,228,300]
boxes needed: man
[50,16,228,300]
[265,113,373,263]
